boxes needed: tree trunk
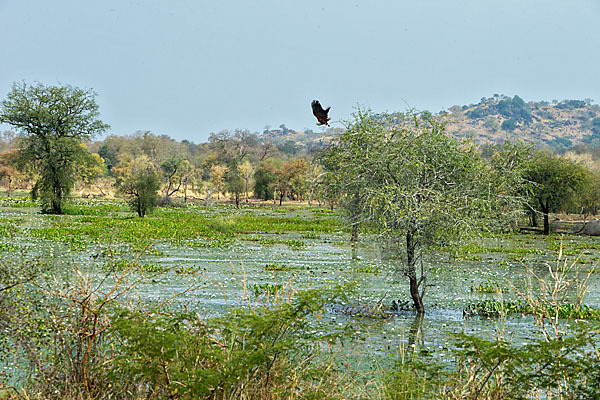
[184,179,188,203]
[52,200,62,214]
[351,223,358,242]
[540,200,550,235]
[406,229,425,314]
[543,213,550,235]
[528,206,538,227]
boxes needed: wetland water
[2,203,600,374]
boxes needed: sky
[1,0,599,143]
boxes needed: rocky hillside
[259,95,600,152]
[442,95,600,150]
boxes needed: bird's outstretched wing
[311,100,331,126]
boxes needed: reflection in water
[407,313,424,352]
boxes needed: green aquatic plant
[354,265,381,274]
[175,265,198,274]
[471,279,505,294]
[252,283,284,297]
[264,262,294,271]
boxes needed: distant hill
[259,95,600,153]
[442,95,600,151]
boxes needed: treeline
[2,83,600,223]
[0,83,334,213]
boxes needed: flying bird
[311,100,331,126]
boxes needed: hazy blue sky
[1,0,599,142]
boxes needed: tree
[76,146,105,192]
[271,159,308,205]
[209,164,227,200]
[524,151,589,235]
[0,150,19,197]
[501,119,517,132]
[325,110,503,313]
[115,155,160,217]
[225,161,245,208]
[254,163,275,201]
[0,82,109,213]
[160,157,184,202]
[238,160,254,201]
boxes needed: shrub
[118,170,160,217]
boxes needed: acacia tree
[0,82,109,213]
[524,151,589,235]
[326,110,507,313]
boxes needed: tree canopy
[524,150,589,234]
[324,110,508,312]
[0,82,109,213]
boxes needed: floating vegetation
[457,254,484,261]
[457,242,543,256]
[188,237,234,248]
[138,263,168,273]
[175,265,198,274]
[354,265,381,274]
[0,221,17,237]
[471,279,505,293]
[264,262,294,271]
[0,197,38,208]
[26,211,340,247]
[300,232,319,239]
[430,266,448,274]
[0,242,19,252]
[285,239,306,249]
[464,299,600,320]
[100,260,168,273]
[244,235,306,249]
[252,283,284,297]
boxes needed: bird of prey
[311,100,331,126]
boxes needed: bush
[118,170,160,217]
[108,286,350,399]
[501,118,517,131]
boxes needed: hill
[259,95,600,153]
[442,95,600,151]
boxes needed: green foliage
[264,262,294,271]
[466,95,532,125]
[224,161,245,207]
[118,170,160,217]
[252,282,284,297]
[556,99,588,109]
[0,82,109,214]
[254,164,275,200]
[464,299,600,320]
[324,109,509,311]
[524,151,589,234]
[411,330,600,399]
[26,208,340,250]
[470,279,504,293]
[501,118,517,131]
[109,286,348,399]
[354,264,381,274]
